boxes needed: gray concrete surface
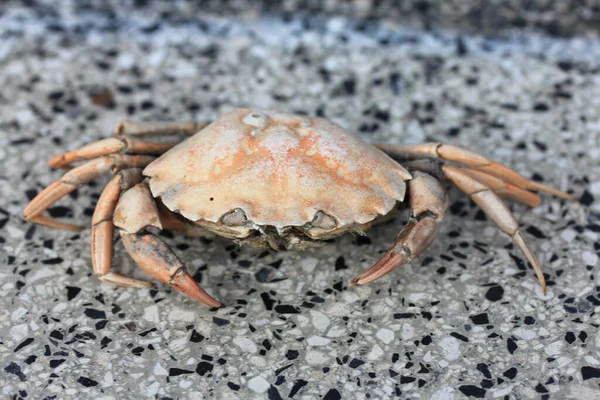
[0,2,599,399]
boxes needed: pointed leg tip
[555,191,578,202]
[539,279,547,297]
[529,198,543,208]
[528,182,577,202]
[349,277,361,286]
[199,291,223,308]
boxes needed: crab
[23,109,576,307]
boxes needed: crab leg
[49,138,125,169]
[48,121,207,169]
[376,143,576,201]
[442,165,547,294]
[115,121,207,138]
[460,168,542,208]
[23,155,155,230]
[114,182,221,307]
[49,137,180,169]
[402,159,542,208]
[351,172,449,285]
[91,168,153,288]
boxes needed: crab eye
[309,211,337,230]
[221,208,248,226]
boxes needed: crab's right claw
[120,232,222,308]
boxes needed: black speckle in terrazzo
[77,376,98,387]
[212,316,230,326]
[484,284,504,301]
[450,332,469,342]
[169,367,194,377]
[196,361,214,376]
[267,385,284,400]
[261,289,277,309]
[459,385,486,398]
[13,337,34,352]
[4,362,27,382]
[322,388,342,400]
[469,313,489,325]
[275,304,301,314]
[289,379,308,397]
[348,358,365,369]
[503,367,518,379]
[507,337,518,354]
[83,308,106,319]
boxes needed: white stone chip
[310,310,330,332]
[401,323,415,340]
[431,387,455,400]
[560,229,577,242]
[376,328,395,344]
[247,376,270,393]
[233,336,258,353]
[153,362,168,376]
[513,328,536,340]
[9,323,28,341]
[544,340,564,356]
[305,350,331,365]
[300,257,319,273]
[307,336,331,346]
[439,337,461,361]
[144,382,160,397]
[167,308,196,323]
[367,344,384,361]
[143,305,160,323]
[583,251,598,266]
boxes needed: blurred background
[23,0,600,37]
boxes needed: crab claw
[351,217,440,286]
[168,269,223,308]
[349,246,409,286]
[120,232,222,307]
[352,172,449,286]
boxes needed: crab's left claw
[351,172,449,286]
[351,217,440,285]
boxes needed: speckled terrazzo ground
[1,3,600,400]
